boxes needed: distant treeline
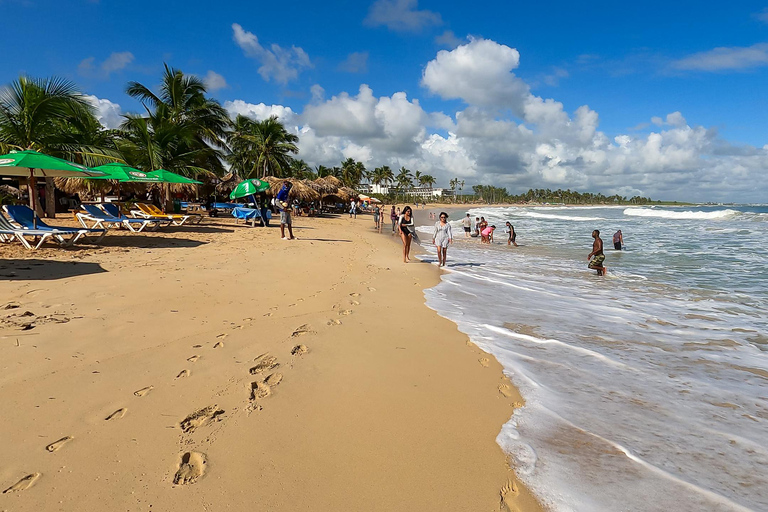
[469,186,654,205]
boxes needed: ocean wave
[623,208,739,220]
[519,211,605,221]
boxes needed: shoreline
[0,212,544,511]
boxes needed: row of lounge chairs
[0,202,203,251]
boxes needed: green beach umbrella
[0,149,106,225]
[89,162,163,183]
[147,169,203,184]
[230,179,270,200]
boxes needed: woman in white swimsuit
[432,212,453,267]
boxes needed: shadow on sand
[0,259,107,281]
[96,235,209,249]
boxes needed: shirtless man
[587,229,606,276]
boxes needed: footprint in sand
[187,355,200,363]
[251,373,283,400]
[249,354,279,375]
[45,436,73,452]
[263,312,273,317]
[3,473,41,494]
[291,344,308,356]
[349,300,360,306]
[498,383,513,398]
[213,341,224,349]
[291,324,313,337]
[339,309,352,316]
[478,357,490,367]
[134,386,153,397]
[350,292,360,297]
[250,380,272,400]
[105,408,127,421]
[367,287,377,292]
[179,405,224,433]
[176,369,190,379]
[327,319,342,326]
[192,344,203,348]
[216,333,227,339]
[499,478,521,511]
[173,452,206,485]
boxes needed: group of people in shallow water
[386,205,623,275]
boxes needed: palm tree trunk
[45,177,56,218]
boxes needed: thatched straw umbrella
[312,177,337,194]
[263,176,320,202]
[321,175,343,189]
[54,176,114,200]
[339,186,359,201]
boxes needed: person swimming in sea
[588,229,606,276]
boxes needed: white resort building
[358,184,451,199]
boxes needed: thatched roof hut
[263,176,320,202]
[54,177,114,198]
[312,177,338,195]
[321,175,343,189]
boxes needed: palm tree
[341,158,365,188]
[123,65,229,209]
[127,64,228,149]
[226,115,298,179]
[289,159,314,180]
[421,174,436,188]
[0,76,103,217]
[395,166,413,202]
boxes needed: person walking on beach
[398,206,415,263]
[373,204,381,231]
[349,200,357,219]
[277,180,294,240]
[506,222,518,246]
[462,213,472,238]
[433,212,453,267]
[390,206,397,232]
[588,230,606,275]
[613,230,623,250]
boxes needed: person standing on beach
[473,217,480,237]
[433,212,453,267]
[506,222,518,246]
[588,230,606,275]
[398,206,415,262]
[462,213,472,238]
[276,181,294,240]
[373,204,380,230]
[613,230,623,250]
[390,206,397,232]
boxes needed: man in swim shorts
[588,229,606,275]
[462,213,472,237]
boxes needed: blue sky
[3,0,768,201]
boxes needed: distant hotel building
[358,183,452,199]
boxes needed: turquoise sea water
[417,205,768,511]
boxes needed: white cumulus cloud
[421,38,530,110]
[223,100,297,124]
[232,23,312,84]
[83,94,123,129]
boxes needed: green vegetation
[469,185,655,205]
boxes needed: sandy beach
[0,211,542,511]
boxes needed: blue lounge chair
[79,204,163,232]
[3,205,106,247]
[0,213,61,250]
[100,203,170,231]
